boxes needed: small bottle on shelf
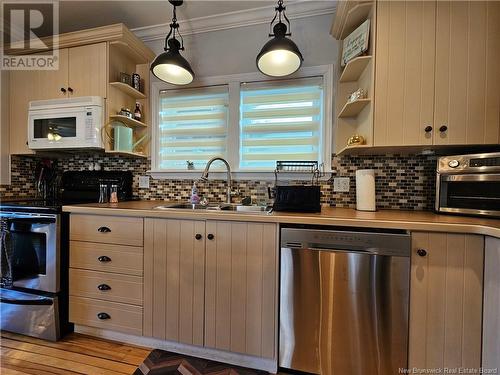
[134,103,142,121]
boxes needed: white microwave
[28,96,104,150]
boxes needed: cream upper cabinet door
[205,221,277,359]
[373,1,436,146]
[143,218,205,346]
[409,232,484,371]
[37,48,69,99]
[9,70,37,154]
[68,42,107,98]
[9,49,69,154]
[434,1,500,145]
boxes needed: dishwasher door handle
[308,247,377,255]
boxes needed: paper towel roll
[356,169,376,211]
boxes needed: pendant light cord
[164,3,185,52]
[268,0,292,37]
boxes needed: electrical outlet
[139,176,150,189]
[333,177,350,192]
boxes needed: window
[152,66,332,175]
[239,78,324,170]
[157,86,229,170]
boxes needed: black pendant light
[151,0,194,85]
[256,0,303,77]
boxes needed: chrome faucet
[200,157,232,204]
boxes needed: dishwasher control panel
[281,227,411,257]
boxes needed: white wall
[0,71,10,185]
[145,13,338,78]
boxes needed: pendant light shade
[256,1,303,77]
[151,0,194,85]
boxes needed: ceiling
[57,1,284,35]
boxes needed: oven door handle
[441,173,500,182]
[0,296,53,306]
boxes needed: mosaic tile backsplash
[0,152,437,210]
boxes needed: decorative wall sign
[341,19,370,66]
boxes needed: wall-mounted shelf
[341,2,373,39]
[109,115,147,128]
[338,99,371,118]
[106,150,147,158]
[109,82,146,99]
[340,56,372,82]
[109,41,151,65]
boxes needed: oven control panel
[438,152,500,173]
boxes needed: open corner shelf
[105,150,147,158]
[340,2,373,39]
[109,82,146,99]
[338,98,371,118]
[109,41,149,65]
[109,115,147,128]
[340,56,372,83]
[336,144,373,156]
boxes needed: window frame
[150,64,334,180]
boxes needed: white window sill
[148,170,334,181]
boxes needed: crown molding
[132,1,336,42]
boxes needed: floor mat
[134,349,269,375]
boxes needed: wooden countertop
[62,201,500,238]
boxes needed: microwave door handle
[442,174,500,182]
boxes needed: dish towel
[0,218,13,287]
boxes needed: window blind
[239,77,324,170]
[158,86,228,170]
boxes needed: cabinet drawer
[70,214,143,246]
[69,269,143,306]
[69,296,142,336]
[70,241,143,276]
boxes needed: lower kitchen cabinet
[143,219,278,359]
[409,232,484,371]
[483,237,500,370]
[204,221,277,359]
[143,218,206,346]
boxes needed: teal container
[114,125,133,152]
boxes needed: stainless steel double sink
[154,202,269,213]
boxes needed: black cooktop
[0,199,65,213]
[1,171,134,214]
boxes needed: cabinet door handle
[439,125,448,132]
[97,226,111,233]
[97,312,110,320]
[417,249,427,257]
[60,87,66,93]
[195,233,202,240]
[424,126,433,133]
[97,284,111,291]
[68,87,73,93]
[207,233,215,240]
[97,255,111,262]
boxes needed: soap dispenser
[190,181,200,204]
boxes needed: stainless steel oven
[436,152,500,218]
[1,211,59,293]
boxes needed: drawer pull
[417,249,427,257]
[97,255,111,262]
[98,226,111,233]
[97,312,110,320]
[97,284,111,291]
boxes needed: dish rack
[270,161,323,213]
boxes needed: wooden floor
[0,331,151,375]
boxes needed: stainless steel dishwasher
[280,226,411,375]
